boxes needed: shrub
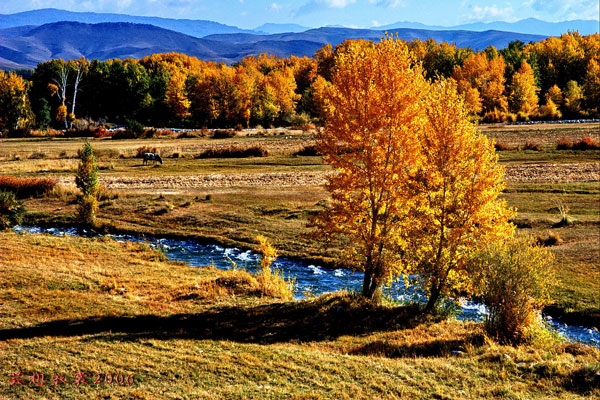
[0,190,25,230]
[93,126,113,138]
[64,128,96,138]
[288,113,312,130]
[177,131,198,139]
[523,141,542,151]
[125,120,145,137]
[553,200,573,227]
[572,137,600,150]
[556,137,572,150]
[293,145,320,156]
[75,141,99,227]
[494,142,515,151]
[28,129,64,137]
[0,175,57,198]
[194,145,268,159]
[212,129,236,139]
[136,146,158,158]
[536,232,562,247]
[470,236,555,343]
[255,235,294,299]
[28,151,47,159]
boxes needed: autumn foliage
[0,176,57,198]
[0,71,33,131]
[470,237,555,342]
[313,37,514,312]
[75,141,100,227]
[407,79,515,311]
[1,32,596,135]
[313,36,515,307]
[255,235,294,300]
[313,37,428,298]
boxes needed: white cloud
[293,0,356,17]
[368,0,406,8]
[322,0,355,8]
[528,0,599,20]
[270,2,282,11]
[464,4,516,22]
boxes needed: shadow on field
[0,294,432,344]
[348,336,484,358]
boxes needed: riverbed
[13,225,600,348]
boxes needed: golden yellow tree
[312,36,428,298]
[0,71,33,131]
[406,79,515,312]
[563,80,584,116]
[509,60,539,118]
[165,69,191,119]
[452,51,508,120]
[583,57,600,114]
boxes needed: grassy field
[1,232,598,399]
[1,122,599,398]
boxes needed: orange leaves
[165,69,191,119]
[313,37,514,303]
[313,36,428,298]
[0,71,33,130]
[452,50,508,120]
[56,104,67,123]
[509,60,539,117]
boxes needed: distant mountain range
[377,18,599,36]
[254,23,311,35]
[0,8,594,70]
[0,21,548,69]
[203,27,546,51]
[1,8,596,38]
[0,8,256,37]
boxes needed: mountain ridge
[377,17,599,36]
[0,8,258,37]
[0,21,548,70]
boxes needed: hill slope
[0,22,547,69]
[205,27,547,51]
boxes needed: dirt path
[56,162,599,190]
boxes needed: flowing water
[13,225,600,348]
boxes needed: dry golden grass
[0,232,598,399]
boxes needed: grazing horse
[143,153,163,165]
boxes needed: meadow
[0,122,599,398]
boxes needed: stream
[13,225,600,348]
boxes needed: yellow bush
[470,236,555,343]
[256,235,295,300]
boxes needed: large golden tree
[408,79,514,312]
[313,36,428,298]
[314,36,514,307]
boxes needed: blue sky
[1,0,598,29]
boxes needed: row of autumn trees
[0,31,598,132]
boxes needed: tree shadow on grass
[0,294,435,344]
[348,336,485,358]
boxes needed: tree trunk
[423,284,441,314]
[70,63,83,130]
[362,269,372,297]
